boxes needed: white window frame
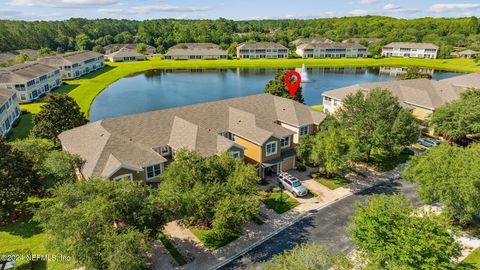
[146,164,162,180]
[300,126,309,136]
[230,151,241,158]
[280,136,291,148]
[160,146,170,155]
[265,141,277,157]
[113,173,133,181]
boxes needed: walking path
[154,165,406,270]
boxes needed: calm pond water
[89,67,460,121]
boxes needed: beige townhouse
[0,62,61,103]
[59,94,326,182]
[322,72,480,120]
[296,42,368,58]
[103,44,156,55]
[106,48,147,62]
[382,42,439,59]
[164,43,228,60]
[38,51,104,79]
[236,42,288,59]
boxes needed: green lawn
[0,220,75,270]
[192,228,240,250]
[311,104,324,111]
[463,247,480,268]
[19,57,480,118]
[8,113,33,141]
[157,233,187,266]
[262,191,300,214]
[314,174,351,190]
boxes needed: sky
[0,0,479,21]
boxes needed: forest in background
[1,16,480,58]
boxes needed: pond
[89,67,460,121]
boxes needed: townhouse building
[103,44,156,55]
[0,62,61,103]
[382,42,439,59]
[296,42,368,58]
[322,73,480,120]
[59,94,326,182]
[0,87,21,136]
[236,42,288,59]
[38,51,104,79]
[106,48,147,62]
[164,43,228,60]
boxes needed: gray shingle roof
[165,48,228,56]
[298,42,366,50]
[458,50,479,55]
[292,38,334,45]
[59,94,326,178]
[0,62,58,83]
[0,87,15,105]
[170,43,221,49]
[323,73,480,110]
[103,44,156,54]
[107,48,144,58]
[384,42,439,49]
[0,49,39,62]
[237,42,288,50]
[38,51,103,66]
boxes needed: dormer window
[280,136,291,148]
[300,126,309,136]
[160,146,170,155]
[265,141,277,156]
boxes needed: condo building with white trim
[38,51,104,79]
[382,42,439,59]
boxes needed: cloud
[98,4,211,15]
[383,4,400,10]
[9,0,118,7]
[429,3,480,13]
[357,0,379,3]
[349,9,370,16]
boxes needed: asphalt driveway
[222,180,419,269]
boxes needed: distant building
[106,48,147,62]
[0,62,61,103]
[457,50,479,59]
[291,38,334,46]
[0,87,20,136]
[382,42,439,59]
[38,51,104,79]
[0,49,39,63]
[164,43,228,60]
[342,38,381,44]
[296,42,368,58]
[236,42,288,59]
[103,44,156,55]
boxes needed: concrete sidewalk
[155,165,406,270]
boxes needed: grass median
[19,57,480,118]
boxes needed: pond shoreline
[20,57,479,118]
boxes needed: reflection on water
[89,67,460,121]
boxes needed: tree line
[1,16,480,56]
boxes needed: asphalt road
[221,180,419,269]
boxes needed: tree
[15,51,29,64]
[403,143,480,224]
[262,243,352,270]
[227,42,238,56]
[350,194,462,269]
[264,70,304,103]
[92,44,103,53]
[136,43,147,54]
[335,89,419,160]
[156,44,165,54]
[32,94,88,142]
[158,149,260,239]
[310,124,349,177]
[75,33,91,50]
[0,140,39,221]
[296,135,315,165]
[398,68,432,80]
[438,44,452,59]
[431,88,480,140]
[38,47,52,57]
[34,178,166,269]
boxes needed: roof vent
[100,134,104,137]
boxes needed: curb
[208,177,397,270]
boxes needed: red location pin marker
[284,71,301,97]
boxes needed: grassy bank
[19,57,480,118]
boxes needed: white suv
[278,173,308,197]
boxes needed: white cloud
[383,4,400,10]
[429,3,480,13]
[9,0,118,7]
[358,0,379,4]
[349,9,370,16]
[98,4,210,15]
